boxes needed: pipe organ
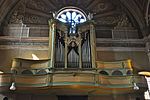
[49,20,96,69]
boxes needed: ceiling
[0,0,149,37]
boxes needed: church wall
[0,49,48,67]
[0,45,148,71]
[0,47,148,71]
[3,24,49,37]
[97,51,149,70]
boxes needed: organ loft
[0,1,149,100]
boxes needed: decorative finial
[52,11,57,19]
[88,13,93,20]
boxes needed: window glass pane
[61,14,66,20]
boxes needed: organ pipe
[49,19,96,69]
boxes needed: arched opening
[99,71,109,75]
[21,70,33,75]
[3,97,8,100]
[36,70,47,75]
[126,70,132,75]
[112,70,123,76]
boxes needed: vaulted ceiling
[0,0,149,37]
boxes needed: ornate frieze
[92,0,115,13]
[9,11,48,24]
[24,13,48,24]
[9,1,25,24]
[9,11,24,24]
[95,13,133,27]
[115,14,132,28]
[9,0,49,24]
[92,2,107,13]
[96,15,121,25]
[95,10,134,34]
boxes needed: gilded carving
[65,36,81,47]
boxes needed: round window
[56,7,87,34]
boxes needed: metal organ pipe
[88,33,91,68]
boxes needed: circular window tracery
[56,7,87,34]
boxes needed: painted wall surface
[0,49,48,67]
[0,47,149,71]
[97,51,149,70]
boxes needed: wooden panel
[15,75,47,85]
[96,59,132,69]
[53,74,95,83]
[0,74,11,83]
[96,62,122,69]
[12,58,50,70]
[30,62,49,69]
[99,76,147,85]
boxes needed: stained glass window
[56,7,87,34]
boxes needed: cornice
[0,36,146,52]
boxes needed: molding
[96,38,145,43]
[0,45,146,52]
[0,36,48,42]
[0,45,48,50]
[0,36,145,43]
[0,37,146,51]
[96,47,146,52]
